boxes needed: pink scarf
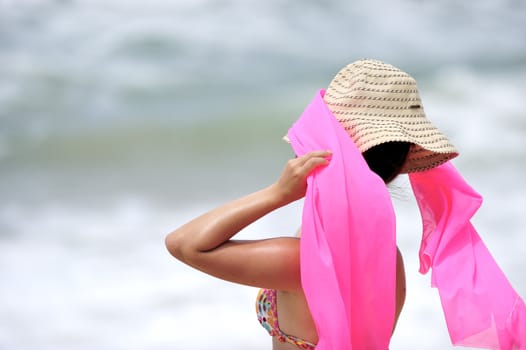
[287,90,526,350]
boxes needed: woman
[165,59,458,349]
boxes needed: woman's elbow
[165,230,188,261]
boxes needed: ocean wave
[1,2,525,348]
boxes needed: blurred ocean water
[1,0,525,349]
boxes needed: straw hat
[322,59,458,173]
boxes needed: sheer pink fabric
[410,163,526,349]
[288,90,396,349]
[287,90,526,349]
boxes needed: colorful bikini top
[256,288,316,350]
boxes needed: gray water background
[1,0,525,349]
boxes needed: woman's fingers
[273,150,332,204]
[296,150,332,166]
[302,155,330,175]
[296,151,332,174]
[287,150,332,185]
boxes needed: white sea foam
[1,183,524,350]
[0,197,311,349]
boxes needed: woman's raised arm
[165,150,331,291]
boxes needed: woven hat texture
[324,59,458,173]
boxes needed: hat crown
[323,59,458,173]
[324,59,422,112]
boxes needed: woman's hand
[271,150,332,205]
